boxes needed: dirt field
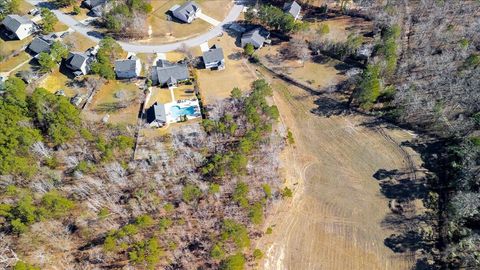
[256,66,419,269]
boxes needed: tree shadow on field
[371,138,443,270]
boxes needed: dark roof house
[240,28,267,49]
[83,0,106,8]
[65,52,92,76]
[151,60,189,87]
[202,45,225,70]
[2,14,35,40]
[283,1,302,20]
[28,36,55,56]
[171,1,201,23]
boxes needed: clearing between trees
[257,68,425,270]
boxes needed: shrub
[233,182,249,208]
[128,238,163,269]
[135,214,155,228]
[182,184,202,203]
[266,226,273,234]
[209,183,221,194]
[262,184,272,198]
[317,23,330,35]
[13,261,40,270]
[287,129,295,145]
[211,243,225,260]
[281,187,293,198]
[249,202,263,225]
[253,249,263,260]
[41,190,75,218]
[221,219,250,249]
[358,64,382,110]
[243,44,254,56]
[220,253,245,270]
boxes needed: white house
[2,14,35,40]
[115,56,142,79]
[283,1,302,21]
[202,45,225,70]
[170,1,201,23]
[65,52,92,77]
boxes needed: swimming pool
[170,105,197,118]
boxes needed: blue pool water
[170,105,197,118]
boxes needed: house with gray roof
[28,36,55,56]
[151,60,189,88]
[241,28,267,49]
[170,1,201,23]
[1,14,35,40]
[115,55,141,79]
[202,45,225,70]
[146,102,167,127]
[82,0,106,17]
[65,52,92,77]
[283,1,302,20]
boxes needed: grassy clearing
[88,80,141,125]
[0,52,31,73]
[258,68,416,270]
[196,35,257,104]
[63,32,97,52]
[258,42,346,89]
[308,16,374,43]
[39,70,84,97]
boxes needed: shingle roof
[241,28,266,48]
[203,45,224,64]
[83,0,106,8]
[283,1,301,18]
[154,60,189,85]
[172,1,200,22]
[146,102,167,123]
[2,15,33,33]
[115,57,138,73]
[28,37,53,54]
[66,52,88,69]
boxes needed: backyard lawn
[88,80,141,125]
[146,85,196,108]
[0,52,31,73]
[39,70,86,97]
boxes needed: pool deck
[163,99,201,124]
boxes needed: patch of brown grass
[196,35,257,104]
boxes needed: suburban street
[25,0,245,53]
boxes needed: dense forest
[0,77,288,269]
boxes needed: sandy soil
[256,69,418,269]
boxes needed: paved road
[26,0,244,53]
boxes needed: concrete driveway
[197,12,221,26]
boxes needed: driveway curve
[26,0,244,53]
